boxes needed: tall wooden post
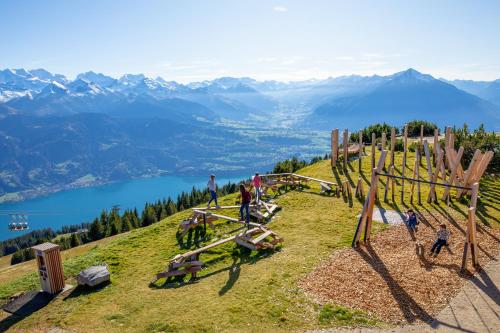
[433,128,439,166]
[371,132,376,170]
[331,129,339,168]
[358,130,363,172]
[352,150,387,246]
[401,124,408,203]
[443,146,464,200]
[461,183,479,271]
[381,132,387,170]
[343,129,348,170]
[390,127,396,167]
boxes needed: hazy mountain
[307,69,500,130]
[445,78,500,107]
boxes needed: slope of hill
[0,151,498,332]
[446,78,500,107]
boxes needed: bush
[453,124,499,173]
[350,123,398,143]
[10,248,35,265]
[405,120,437,137]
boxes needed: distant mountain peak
[390,68,435,83]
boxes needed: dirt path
[310,257,500,332]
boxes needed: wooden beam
[358,130,363,172]
[428,147,443,203]
[390,127,396,167]
[331,129,339,167]
[457,150,482,199]
[343,129,348,170]
[401,124,408,203]
[371,132,376,170]
[433,128,439,166]
[471,151,494,184]
[364,150,388,242]
[410,150,418,204]
[442,146,464,200]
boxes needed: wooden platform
[152,226,283,283]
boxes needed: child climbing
[429,224,450,257]
[207,174,220,209]
[252,172,262,203]
[239,184,252,228]
[405,209,418,232]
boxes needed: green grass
[0,150,498,333]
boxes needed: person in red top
[252,172,262,203]
[239,184,252,228]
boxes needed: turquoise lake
[0,174,246,241]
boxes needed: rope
[375,172,471,191]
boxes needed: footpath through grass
[0,150,498,332]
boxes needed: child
[406,209,418,232]
[430,224,450,257]
[239,184,252,228]
[252,172,262,203]
[207,174,220,209]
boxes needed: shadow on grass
[149,247,279,291]
[176,226,211,250]
[64,281,111,300]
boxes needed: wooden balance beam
[152,227,283,283]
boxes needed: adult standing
[207,174,220,209]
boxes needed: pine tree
[88,218,103,241]
[121,215,132,232]
[70,233,83,247]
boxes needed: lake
[0,174,246,241]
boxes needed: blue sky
[1,0,499,82]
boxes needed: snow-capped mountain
[0,67,499,129]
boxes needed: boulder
[77,265,110,287]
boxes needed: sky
[1,0,500,83]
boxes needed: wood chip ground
[300,208,500,325]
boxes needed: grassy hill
[0,150,498,332]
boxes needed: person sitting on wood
[252,172,262,203]
[207,174,220,209]
[239,184,252,228]
[429,224,451,257]
[405,209,418,232]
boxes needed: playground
[0,126,498,332]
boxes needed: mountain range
[0,67,498,202]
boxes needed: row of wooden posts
[337,124,493,272]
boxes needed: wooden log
[428,148,443,203]
[390,127,396,167]
[331,129,339,167]
[471,151,494,184]
[444,126,451,168]
[457,150,482,199]
[433,128,439,166]
[381,132,387,150]
[355,177,364,198]
[419,125,424,150]
[364,150,388,242]
[410,150,418,204]
[442,146,464,200]
[343,129,348,170]
[423,140,433,188]
[371,132,376,170]
[358,130,363,172]
[416,151,421,204]
[401,124,408,203]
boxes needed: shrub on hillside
[405,120,437,137]
[349,123,398,143]
[453,124,499,173]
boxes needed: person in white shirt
[207,174,220,208]
[429,224,451,257]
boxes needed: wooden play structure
[152,226,283,283]
[351,136,493,271]
[31,242,65,294]
[177,204,280,237]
